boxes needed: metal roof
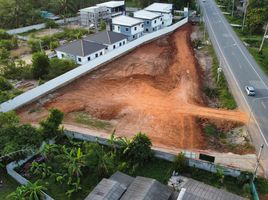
[85,178,126,200]
[112,15,143,26]
[145,3,173,13]
[120,176,173,200]
[84,31,128,45]
[110,171,134,189]
[56,40,107,57]
[96,1,124,8]
[134,10,162,20]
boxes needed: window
[133,35,135,39]
[146,28,149,32]
[100,52,103,56]
[88,56,90,61]
[162,22,164,25]
[95,53,98,58]
[105,47,108,50]
[141,24,144,27]
[123,41,125,45]
[112,25,115,30]
[78,57,81,62]
[147,21,149,24]
[62,54,65,57]
[119,42,122,46]
[126,27,129,31]
[134,26,137,31]
[161,18,163,21]
[113,45,116,49]
[154,20,156,24]
[118,26,120,31]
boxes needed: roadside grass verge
[205,44,237,109]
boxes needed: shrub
[204,123,217,136]
[0,76,13,91]
[45,20,59,29]
[0,29,12,40]
[32,52,50,79]
[1,61,33,80]
[28,39,42,53]
[174,152,188,173]
[122,132,152,165]
[40,109,64,140]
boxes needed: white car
[245,86,255,96]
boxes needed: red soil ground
[18,24,248,150]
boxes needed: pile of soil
[17,24,248,150]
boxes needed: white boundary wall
[6,17,79,35]
[0,18,188,112]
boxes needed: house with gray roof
[85,171,176,200]
[55,39,107,65]
[85,31,128,51]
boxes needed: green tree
[40,108,64,139]
[122,132,152,165]
[100,20,106,31]
[32,52,50,79]
[0,111,19,128]
[247,8,267,34]
[0,47,11,64]
[0,76,13,91]
[174,152,188,173]
[46,58,76,80]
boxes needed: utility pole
[231,0,235,17]
[252,144,264,182]
[259,23,268,52]
[242,0,248,31]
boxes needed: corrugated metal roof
[84,178,126,200]
[56,40,107,57]
[112,15,143,26]
[120,176,172,200]
[145,3,173,13]
[110,171,134,189]
[134,10,162,20]
[84,31,128,45]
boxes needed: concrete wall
[106,38,128,51]
[0,18,188,112]
[64,129,241,177]
[6,156,54,200]
[6,17,79,35]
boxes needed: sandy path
[18,24,247,150]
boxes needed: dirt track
[18,24,248,150]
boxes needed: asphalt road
[199,0,268,176]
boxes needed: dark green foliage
[28,39,42,53]
[46,58,76,80]
[204,123,217,136]
[122,132,153,165]
[0,29,12,40]
[174,152,188,173]
[45,20,59,29]
[0,47,10,64]
[255,178,268,194]
[100,20,106,31]
[32,52,50,79]
[0,76,13,91]
[1,61,33,80]
[0,111,19,128]
[40,109,64,139]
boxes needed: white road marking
[261,102,267,110]
[201,0,268,146]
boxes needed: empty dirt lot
[18,24,248,150]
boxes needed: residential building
[85,171,176,200]
[145,3,173,26]
[112,15,144,41]
[84,31,128,51]
[133,10,163,33]
[96,1,125,17]
[80,6,110,27]
[55,40,107,65]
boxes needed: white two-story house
[145,3,173,27]
[112,15,144,41]
[133,10,163,33]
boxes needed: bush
[0,76,13,91]
[174,152,188,173]
[204,123,217,136]
[28,39,42,53]
[0,29,12,40]
[45,20,59,29]
[122,132,152,165]
[40,109,64,140]
[32,52,50,79]
[45,58,76,80]
[1,61,33,80]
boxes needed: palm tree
[54,0,76,23]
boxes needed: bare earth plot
[17,24,248,151]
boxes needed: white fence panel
[0,18,188,112]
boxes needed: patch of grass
[0,169,19,199]
[255,178,268,194]
[204,123,218,136]
[74,112,112,130]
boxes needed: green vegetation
[0,76,22,103]
[74,112,112,130]
[32,52,50,79]
[206,45,237,109]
